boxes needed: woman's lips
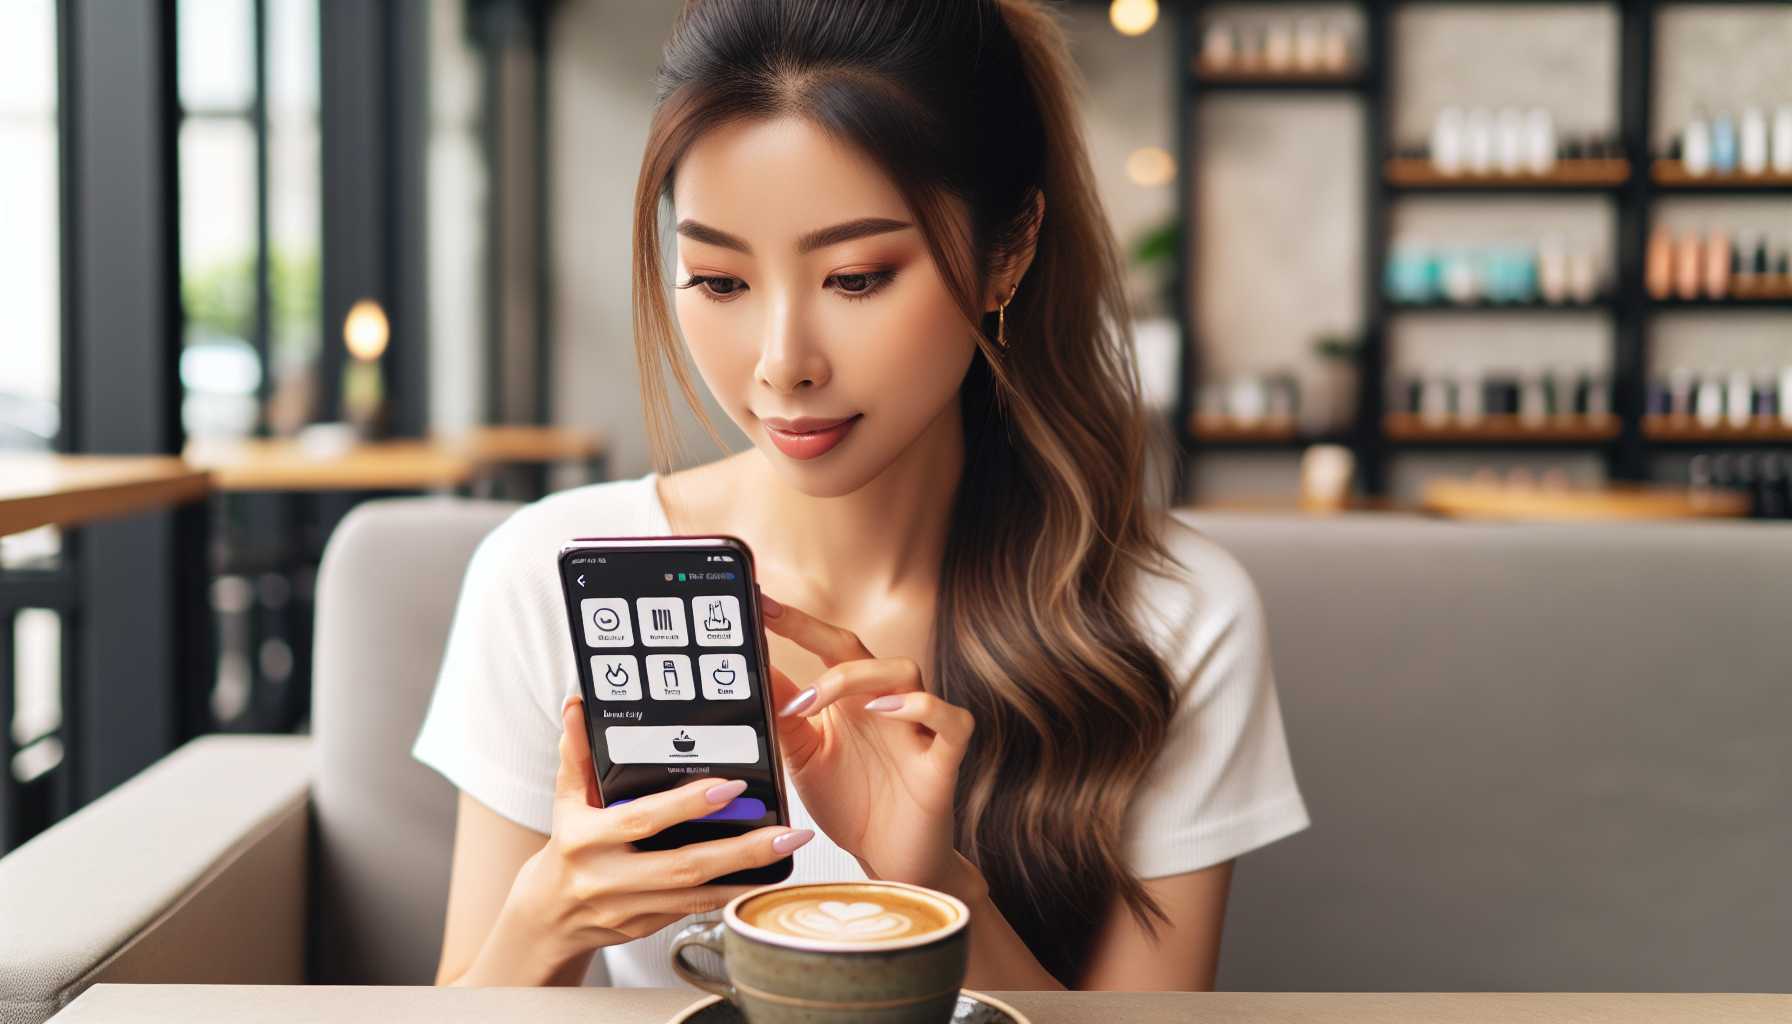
[763,414,861,460]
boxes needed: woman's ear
[985,188,1046,311]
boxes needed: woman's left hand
[757,590,979,896]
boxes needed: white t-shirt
[412,471,1310,988]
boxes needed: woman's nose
[755,298,829,393]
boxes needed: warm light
[1126,146,1176,187]
[343,299,389,361]
[1109,0,1157,36]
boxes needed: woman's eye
[828,269,896,301]
[679,275,746,301]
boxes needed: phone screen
[557,538,791,881]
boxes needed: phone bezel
[555,535,793,851]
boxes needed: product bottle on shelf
[1683,109,1712,177]
[1646,226,1674,299]
[1772,106,1792,174]
[1740,107,1769,176]
[1711,111,1738,175]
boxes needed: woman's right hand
[501,694,813,965]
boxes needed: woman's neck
[741,401,964,617]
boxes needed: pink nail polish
[705,779,748,805]
[780,688,816,717]
[772,828,814,854]
[758,586,783,618]
[864,695,903,712]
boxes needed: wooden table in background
[1423,480,1752,522]
[183,438,477,493]
[0,454,211,537]
[47,986,1792,1023]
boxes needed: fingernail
[561,693,581,712]
[779,688,816,717]
[772,828,814,854]
[758,586,783,618]
[705,779,748,805]
[863,695,903,712]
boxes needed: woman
[414,0,1309,992]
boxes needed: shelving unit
[1162,0,1792,503]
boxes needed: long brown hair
[630,0,1190,985]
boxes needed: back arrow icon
[576,574,586,587]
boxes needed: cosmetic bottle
[1294,19,1324,71]
[1740,107,1769,175]
[1726,369,1753,428]
[1518,373,1547,428]
[1432,107,1465,176]
[1673,232,1703,299]
[1201,22,1236,70]
[1264,21,1293,72]
[1496,108,1525,176]
[1320,21,1350,72]
[1565,244,1599,304]
[1668,368,1696,421]
[1539,234,1570,303]
[1523,109,1556,175]
[1683,110,1711,177]
[1711,111,1738,175]
[1465,108,1495,175]
[1780,366,1792,428]
[1703,229,1730,300]
[1646,226,1674,299]
[1694,370,1725,429]
[1772,106,1792,174]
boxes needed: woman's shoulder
[1131,509,1265,637]
[1125,510,1274,703]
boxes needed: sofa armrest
[0,735,312,1024]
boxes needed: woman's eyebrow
[675,217,913,256]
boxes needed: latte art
[771,899,918,940]
[737,883,958,946]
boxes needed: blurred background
[3,0,1790,852]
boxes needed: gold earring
[996,287,1015,349]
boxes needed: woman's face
[670,115,980,498]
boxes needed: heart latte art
[738,884,958,945]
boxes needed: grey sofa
[2,498,1788,1021]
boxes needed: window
[177,0,321,440]
[0,0,61,454]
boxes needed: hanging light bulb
[343,299,390,361]
[1126,146,1176,187]
[1109,0,1157,37]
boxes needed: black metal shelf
[1388,299,1613,313]
[1649,297,1792,311]
[1188,72,1368,94]
[1166,0,1790,505]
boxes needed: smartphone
[556,535,793,885]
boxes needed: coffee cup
[668,879,970,1023]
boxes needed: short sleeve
[411,504,576,835]
[1119,515,1311,878]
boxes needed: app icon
[580,598,632,648]
[693,594,742,647]
[645,653,695,700]
[589,655,641,701]
[699,653,750,700]
[635,597,689,647]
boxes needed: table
[182,438,477,492]
[0,454,210,537]
[47,986,1792,1023]
[1422,480,1752,521]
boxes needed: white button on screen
[589,655,641,701]
[581,598,633,647]
[605,725,760,764]
[643,653,695,701]
[635,597,689,647]
[698,653,751,700]
[693,595,743,647]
